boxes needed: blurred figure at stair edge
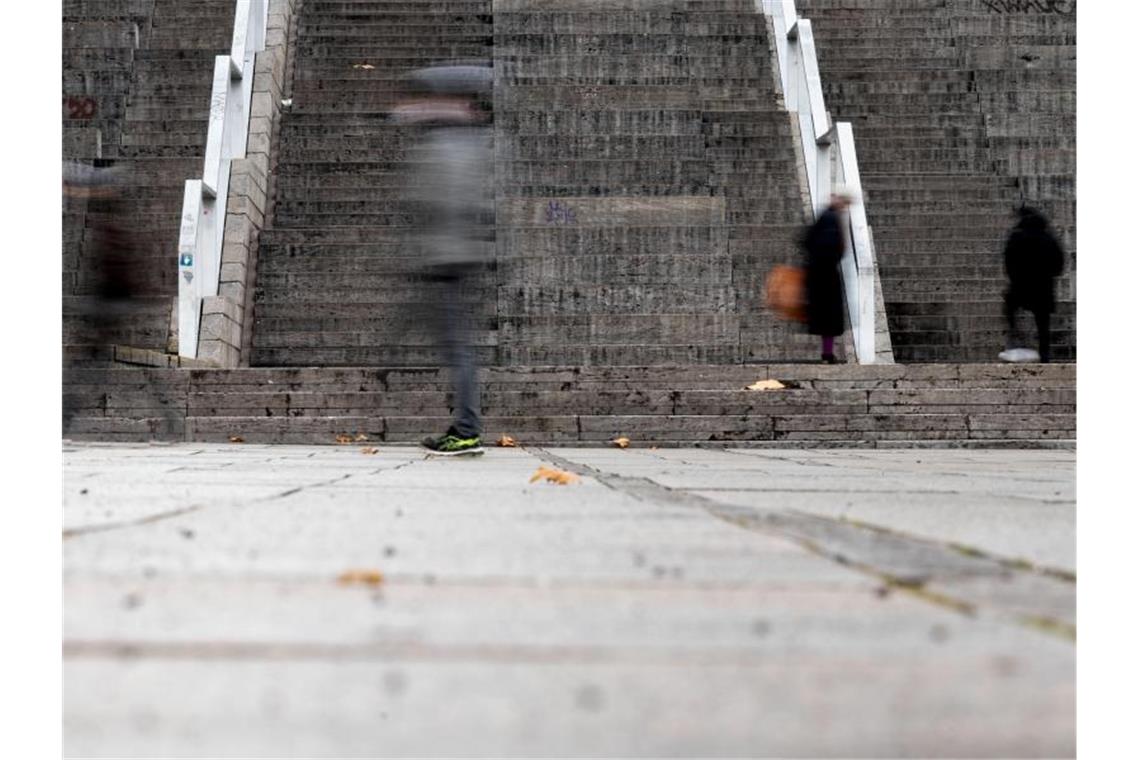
[802,187,855,364]
[63,160,141,346]
[999,206,1065,364]
[393,64,494,456]
[63,161,178,437]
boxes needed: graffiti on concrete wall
[980,0,1075,14]
[545,200,577,225]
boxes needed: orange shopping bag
[765,265,807,323]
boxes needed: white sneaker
[998,348,1041,363]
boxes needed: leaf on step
[335,434,354,444]
[229,436,245,443]
[361,447,380,455]
[612,436,631,449]
[355,433,370,442]
[497,435,517,447]
[529,466,580,485]
[352,63,376,70]
[337,569,384,587]
[745,379,786,391]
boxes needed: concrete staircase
[492,0,815,365]
[251,0,821,367]
[63,0,237,363]
[797,0,1076,362]
[250,0,498,366]
[62,1,1077,448]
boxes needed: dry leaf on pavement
[361,447,380,455]
[229,436,245,443]
[529,466,580,485]
[337,569,384,586]
[352,63,376,70]
[355,433,370,442]
[497,435,517,447]
[335,434,354,444]
[612,436,631,449]
[745,379,786,391]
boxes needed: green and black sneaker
[421,428,484,456]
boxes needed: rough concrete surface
[64,443,1075,758]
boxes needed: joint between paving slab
[63,455,421,540]
[63,504,204,540]
[530,447,1075,642]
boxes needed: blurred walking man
[394,65,494,455]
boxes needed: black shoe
[821,354,840,365]
[421,427,484,456]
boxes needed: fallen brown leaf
[529,466,580,485]
[352,63,376,70]
[335,434,354,444]
[497,435,517,447]
[745,379,786,391]
[361,447,380,455]
[229,436,245,443]
[355,433,370,442]
[337,569,384,586]
[612,436,631,449]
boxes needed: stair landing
[63,363,1075,447]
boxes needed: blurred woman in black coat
[803,191,853,363]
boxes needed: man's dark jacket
[1004,209,1065,313]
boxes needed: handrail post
[175,0,269,358]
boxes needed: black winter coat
[802,208,846,337]
[1004,211,1065,313]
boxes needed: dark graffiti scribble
[545,200,577,225]
[980,0,1076,14]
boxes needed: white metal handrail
[177,0,269,358]
[759,0,879,364]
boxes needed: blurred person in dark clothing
[64,161,140,305]
[392,64,494,456]
[1000,206,1065,363]
[63,161,177,438]
[803,189,854,364]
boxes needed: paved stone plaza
[64,442,1075,757]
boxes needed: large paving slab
[64,443,1075,757]
[552,447,1076,572]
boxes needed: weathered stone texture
[250,0,821,368]
[63,0,238,358]
[63,362,1075,445]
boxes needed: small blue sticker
[180,254,193,267]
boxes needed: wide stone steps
[493,17,769,36]
[891,313,1075,331]
[255,8,480,363]
[63,364,1076,446]
[255,1,820,366]
[888,326,1078,346]
[63,0,153,18]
